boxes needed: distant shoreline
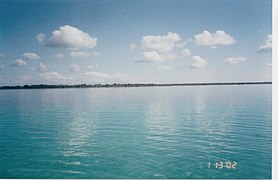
[0,82,272,90]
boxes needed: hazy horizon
[0,81,273,88]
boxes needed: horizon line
[0,81,272,90]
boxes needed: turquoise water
[0,85,271,179]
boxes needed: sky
[0,0,272,85]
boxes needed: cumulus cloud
[37,63,48,71]
[156,64,172,70]
[12,59,27,66]
[70,51,91,58]
[82,71,111,79]
[190,56,207,68]
[54,53,65,58]
[92,51,100,56]
[194,30,236,48]
[141,32,182,53]
[70,51,99,58]
[0,52,5,58]
[46,25,97,49]
[81,71,130,82]
[87,64,100,70]
[257,35,272,53]
[40,71,74,81]
[176,41,187,48]
[224,57,247,64]
[70,63,81,72]
[140,51,164,63]
[130,44,137,49]
[36,33,46,42]
[181,48,191,56]
[23,52,41,60]
[135,32,183,63]
[0,75,33,86]
[135,51,176,63]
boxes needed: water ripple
[0,85,272,179]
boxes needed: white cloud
[0,64,4,71]
[70,63,81,72]
[141,51,164,63]
[40,71,73,81]
[54,53,65,58]
[92,51,100,56]
[0,75,33,86]
[130,44,137,49]
[224,57,247,64]
[181,48,191,56]
[135,51,175,63]
[70,51,91,58]
[70,51,99,58]
[82,71,111,79]
[176,41,187,48]
[194,30,236,47]
[135,32,183,63]
[37,63,48,71]
[81,71,130,82]
[12,59,27,66]
[36,33,46,42]
[46,25,97,49]
[23,52,40,60]
[0,52,5,58]
[257,35,272,53]
[156,64,172,70]
[141,32,182,53]
[267,63,272,66]
[87,64,100,70]
[190,56,207,68]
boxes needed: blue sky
[0,0,272,85]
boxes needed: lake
[0,85,272,179]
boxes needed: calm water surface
[0,85,272,179]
